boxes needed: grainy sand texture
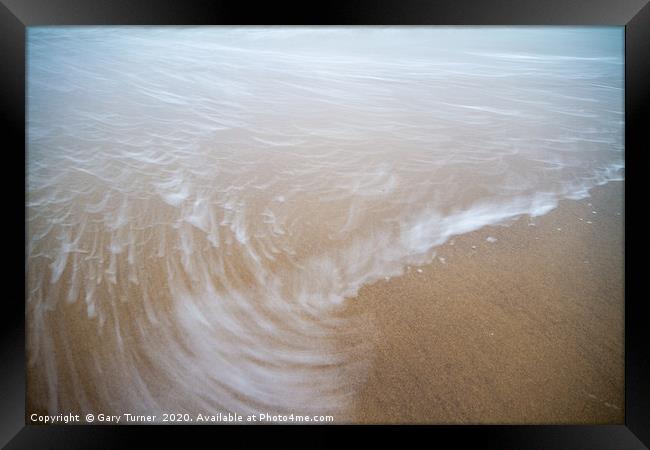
[349,181,624,424]
[27,28,625,424]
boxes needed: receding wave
[26,27,624,420]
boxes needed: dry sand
[346,181,624,424]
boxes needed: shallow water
[27,27,624,420]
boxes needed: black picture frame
[2,1,648,447]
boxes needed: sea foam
[26,27,624,420]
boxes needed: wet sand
[27,28,625,424]
[26,181,625,424]
[347,181,624,424]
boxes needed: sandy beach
[347,181,624,424]
[27,181,624,424]
[27,180,625,425]
[26,28,625,425]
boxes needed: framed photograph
[2,0,648,447]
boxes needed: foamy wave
[27,27,624,420]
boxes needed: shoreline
[346,180,624,424]
[26,181,625,424]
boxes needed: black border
[2,1,649,448]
